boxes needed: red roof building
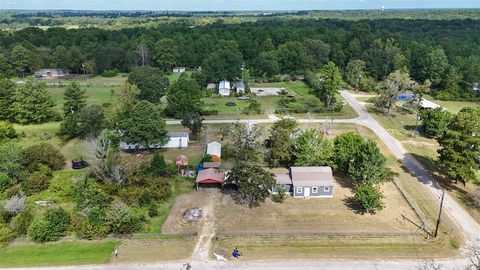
[195,168,225,189]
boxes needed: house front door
[304,187,310,197]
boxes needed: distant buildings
[173,67,186,73]
[120,132,189,150]
[33,69,68,79]
[218,80,231,96]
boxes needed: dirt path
[191,190,218,262]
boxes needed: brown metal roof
[196,168,225,184]
[290,166,334,186]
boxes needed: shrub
[25,143,65,171]
[139,191,151,206]
[101,69,120,77]
[271,185,287,203]
[0,224,15,246]
[72,208,109,240]
[21,169,51,195]
[147,177,172,201]
[10,209,33,235]
[117,186,144,205]
[44,207,71,237]
[3,195,26,214]
[0,173,13,193]
[353,184,384,214]
[28,218,58,243]
[0,121,16,142]
[148,203,158,217]
[149,152,166,177]
[74,179,110,210]
[106,200,141,235]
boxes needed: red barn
[195,168,225,189]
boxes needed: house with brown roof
[273,166,334,198]
[195,168,225,189]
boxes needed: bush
[44,207,71,237]
[149,152,166,177]
[0,121,16,142]
[139,191,151,206]
[10,209,33,236]
[74,179,110,210]
[148,203,158,217]
[101,69,120,77]
[28,218,58,243]
[25,143,65,171]
[419,108,453,138]
[0,173,13,193]
[0,224,15,246]
[271,185,287,203]
[21,169,52,195]
[106,200,141,235]
[147,177,172,201]
[353,184,384,214]
[72,208,109,239]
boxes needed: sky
[1,0,479,11]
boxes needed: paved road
[9,91,480,270]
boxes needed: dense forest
[0,17,479,99]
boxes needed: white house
[206,141,222,159]
[419,99,442,110]
[173,67,186,73]
[236,80,245,94]
[218,80,231,96]
[120,132,189,150]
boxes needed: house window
[312,187,318,193]
[296,187,303,194]
[324,186,330,192]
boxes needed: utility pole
[434,189,445,238]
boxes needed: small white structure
[236,80,245,94]
[419,99,442,110]
[206,141,222,159]
[120,132,189,150]
[173,67,186,73]
[218,80,231,96]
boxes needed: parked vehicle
[238,96,251,100]
[226,102,237,106]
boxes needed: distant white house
[206,141,222,159]
[33,68,68,79]
[120,132,189,150]
[218,80,231,96]
[235,80,245,94]
[173,67,186,73]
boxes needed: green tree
[227,162,275,207]
[0,77,16,121]
[374,69,412,116]
[294,129,333,166]
[28,218,58,243]
[165,75,203,119]
[348,139,392,186]
[127,67,170,103]
[149,152,167,177]
[436,66,462,101]
[44,207,70,237]
[153,38,179,72]
[242,99,263,115]
[221,122,263,162]
[345,59,367,89]
[11,45,30,78]
[304,39,330,69]
[265,119,298,167]
[424,48,449,86]
[118,100,168,149]
[353,184,384,214]
[254,51,279,79]
[77,105,105,138]
[317,61,344,106]
[419,108,453,138]
[0,143,25,180]
[181,112,204,141]
[0,121,16,142]
[276,41,309,74]
[438,107,480,184]
[106,200,141,234]
[25,143,65,171]
[12,79,55,124]
[202,49,243,82]
[63,82,86,116]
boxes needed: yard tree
[0,77,16,121]
[227,162,275,207]
[77,105,105,138]
[153,38,179,72]
[222,122,263,162]
[294,129,333,167]
[165,75,203,119]
[276,41,309,74]
[12,78,55,124]
[181,112,204,141]
[345,59,367,89]
[436,66,462,101]
[419,108,453,138]
[202,49,243,82]
[11,45,30,78]
[60,82,87,138]
[105,82,140,128]
[254,51,280,79]
[333,132,365,173]
[266,118,298,167]
[0,121,16,142]
[304,39,330,69]
[85,130,120,183]
[149,152,167,177]
[438,107,480,185]
[127,67,170,102]
[424,48,449,86]
[374,69,413,116]
[348,139,393,186]
[317,61,344,106]
[0,142,25,180]
[118,100,168,149]
[242,99,263,115]
[353,184,384,214]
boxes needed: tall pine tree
[13,79,54,124]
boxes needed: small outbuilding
[235,80,245,94]
[196,168,225,189]
[291,166,334,198]
[218,80,231,96]
[419,99,442,110]
[272,173,293,194]
[173,67,186,73]
[120,132,189,150]
[206,141,222,161]
[33,68,68,79]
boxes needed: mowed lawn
[425,98,479,114]
[48,86,117,112]
[0,240,118,267]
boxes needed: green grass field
[47,86,117,112]
[0,240,118,267]
[424,97,479,114]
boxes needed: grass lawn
[202,96,280,119]
[250,81,312,96]
[424,96,479,114]
[47,86,117,112]
[0,240,118,267]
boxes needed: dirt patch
[162,191,211,234]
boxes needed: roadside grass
[424,95,479,114]
[250,81,311,96]
[0,240,118,267]
[202,96,280,119]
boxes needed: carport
[195,168,225,189]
